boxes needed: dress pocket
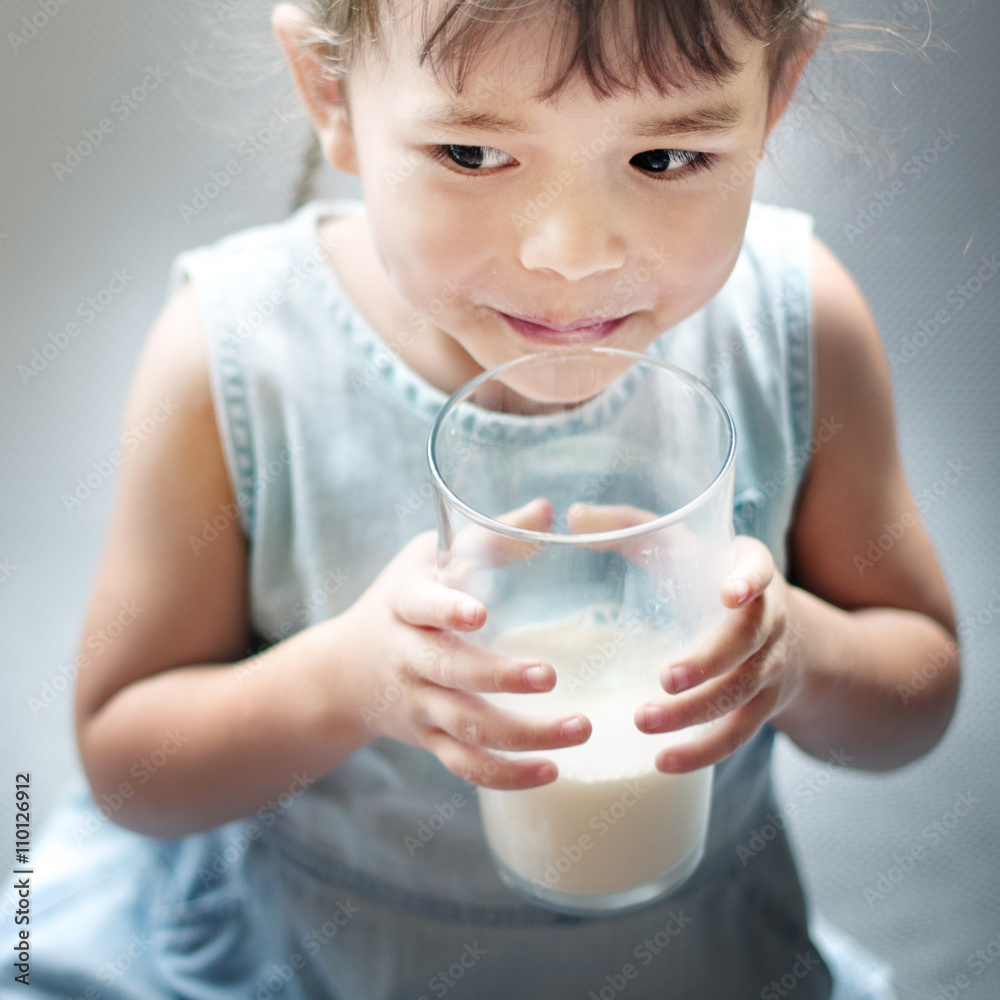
[149,822,298,994]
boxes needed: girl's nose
[518,194,626,281]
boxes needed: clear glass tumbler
[427,347,736,915]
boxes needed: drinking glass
[428,347,736,915]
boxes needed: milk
[480,616,713,906]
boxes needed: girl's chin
[459,348,642,414]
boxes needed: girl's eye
[439,145,516,171]
[630,148,710,176]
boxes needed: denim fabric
[0,200,895,998]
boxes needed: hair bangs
[412,0,809,99]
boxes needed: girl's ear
[273,3,358,175]
[763,12,827,139]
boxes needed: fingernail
[561,717,585,743]
[669,665,691,693]
[642,705,667,731]
[535,762,558,784]
[525,664,549,691]
[458,600,481,625]
[658,752,680,772]
[731,579,751,605]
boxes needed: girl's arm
[770,237,960,769]
[73,283,370,836]
[634,237,960,774]
[75,283,582,837]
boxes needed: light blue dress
[0,200,897,999]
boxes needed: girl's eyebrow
[632,102,744,137]
[414,104,529,135]
[412,100,744,138]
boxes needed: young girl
[3,1,959,997]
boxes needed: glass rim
[427,347,737,546]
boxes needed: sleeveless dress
[0,200,897,1000]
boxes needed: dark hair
[285,0,822,205]
[301,0,818,99]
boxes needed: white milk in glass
[480,613,713,910]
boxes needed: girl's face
[335,5,781,398]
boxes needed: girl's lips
[499,312,629,344]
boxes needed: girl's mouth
[498,311,629,344]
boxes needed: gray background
[1,1,997,997]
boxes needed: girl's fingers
[453,497,554,569]
[423,734,558,790]
[419,687,591,755]
[651,691,778,774]
[408,631,557,695]
[656,589,773,695]
[395,578,488,631]
[722,535,774,608]
[636,646,768,734]
[565,502,657,534]
[495,496,555,532]
[564,503,698,570]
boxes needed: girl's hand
[334,521,592,791]
[634,535,807,772]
